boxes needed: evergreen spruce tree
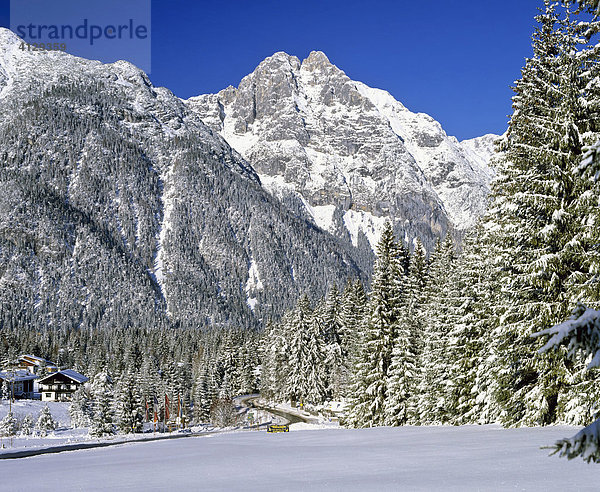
[259,319,280,402]
[566,8,600,307]
[384,307,417,426]
[284,295,327,406]
[482,0,595,426]
[193,366,213,423]
[417,235,457,424]
[70,385,93,428]
[35,405,56,437]
[339,279,368,372]
[90,371,115,437]
[171,360,191,425]
[0,411,17,437]
[20,414,34,436]
[219,332,241,396]
[346,222,404,427]
[534,304,600,461]
[237,343,256,396]
[405,238,428,360]
[139,356,162,412]
[114,371,143,433]
[1,380,9,401]
[445,226,500,424]
[320,285,347,400]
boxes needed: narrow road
[238,394,313,425]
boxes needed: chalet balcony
[39,385,77,392]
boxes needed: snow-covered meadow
[0,400,77,449]
[0,400,221,453]
[1,424,598,491]
[0,399,70,427]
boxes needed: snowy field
[0,400,79,450]
[0,399,71,427]
[0,400,220,452]
[1,425,598,491]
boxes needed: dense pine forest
[262,0,600,461]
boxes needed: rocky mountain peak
[187,51,498,251]
[0,34,366,331]
[254,51,301,74]
[302,50,334,70]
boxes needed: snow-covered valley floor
[0,400,222,453]
[1,424,598,491]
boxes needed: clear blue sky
[0,0,542,140]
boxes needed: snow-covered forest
[0,327,261,436]
[263,0,600,461]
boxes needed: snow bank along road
[0,429,221,460]
[1,424,598,491]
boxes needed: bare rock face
[188,51,497,251]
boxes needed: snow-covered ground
[0,400,219,453]
[1,424,597,491]
[0,399,71,426]
[0,400,76,450]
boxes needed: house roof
[0,369,38,382]
[38,369,88,384]
[60,369,89,383]
[19,355,58,369]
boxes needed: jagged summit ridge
[188,51,496,251]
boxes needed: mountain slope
[0,30,365,331]
[188,51,497,251]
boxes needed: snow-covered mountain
[0,30,365,330]
[0,28,498,331]
[188,51,497,251]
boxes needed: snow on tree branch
[552,420,600,463]
[580,0,600,13]
[577,140,600,181]
[534,303,600,462]
[533,303,600,369]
